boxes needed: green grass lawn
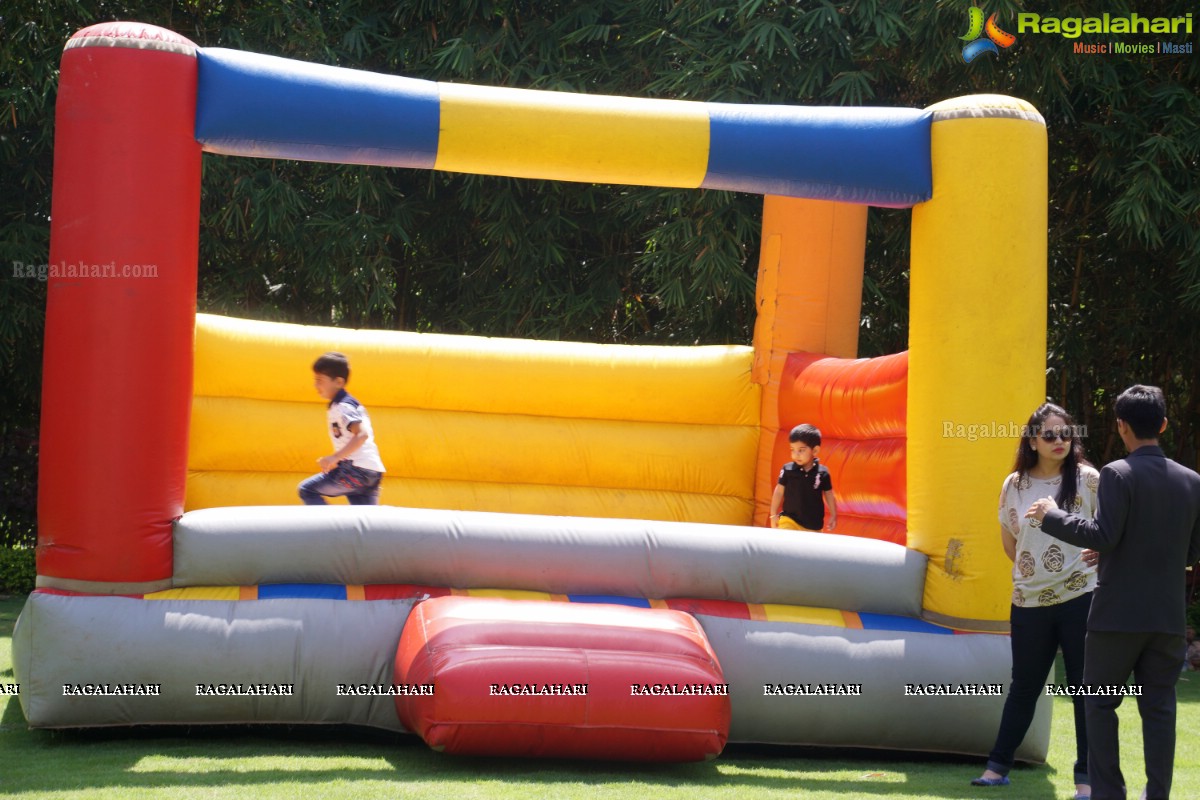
[1,593,1197,799]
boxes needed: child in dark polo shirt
[769,424,837,532]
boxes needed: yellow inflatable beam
[908,96,1047,630]
[436,83,710,187]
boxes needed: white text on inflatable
[763,683,863,696]
[488,683,590,696]
[63,683,161,696]
[195,683,295,696]
[336,683,435,696]
[903,683,1003,696]
[629,683,729,696]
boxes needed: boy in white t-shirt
[298,351,386,505]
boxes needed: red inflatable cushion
[394,596,730,761]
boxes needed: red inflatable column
[38,23,200,590]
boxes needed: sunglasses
[1039,429,1073,443]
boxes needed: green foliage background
[0,546,35,594]
[2,1,1198,548]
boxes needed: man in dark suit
[1028,385,1200,800]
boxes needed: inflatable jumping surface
[15,21,1050,762]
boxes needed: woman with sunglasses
[972,403,1098,799]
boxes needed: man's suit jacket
[1042,445,1200,635]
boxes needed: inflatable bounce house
[15,22,1050,762]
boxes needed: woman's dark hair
[1013,403,1090,510]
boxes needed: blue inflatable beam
[196,49,440,168]
[195,48,932,206]
[566,594,652,608]
[858,612,954,635]
[258,583,348,600]
[703,104,931,207]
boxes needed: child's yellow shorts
[777,516,820,532]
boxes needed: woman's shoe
[970,775,1011,786]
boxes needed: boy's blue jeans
[298,460,383,505]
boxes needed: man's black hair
[1114,384,1165,440]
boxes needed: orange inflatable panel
[394,596,730,761]
[778,351,908,439]
[773,351,908,544]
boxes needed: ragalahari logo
[959,7,1017,62]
